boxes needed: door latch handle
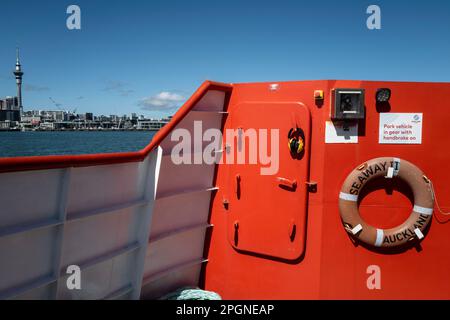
[277,177,297,189]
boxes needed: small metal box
[331,88,365,120]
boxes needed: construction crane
[49,98,77,113]
[48,97,81,129]
[48,97,63,111]
[49,97,78,115]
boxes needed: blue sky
[0,0,449,117]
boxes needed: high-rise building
[85,113,93,121]
[0,49,22,123]
[13,48,24,117]
[0,97,20,121]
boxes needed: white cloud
[139,91,185,111]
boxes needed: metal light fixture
[376,88,391,103]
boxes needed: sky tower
[13,48,24,116]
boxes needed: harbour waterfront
[0,131,156,158]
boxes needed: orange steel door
[226,102,311,261]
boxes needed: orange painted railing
[0,81,232,173]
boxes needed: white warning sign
[379,113,423,144]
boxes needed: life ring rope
[428,180,450,223]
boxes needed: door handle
[277,177,297,189]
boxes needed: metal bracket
[306,181,318,193]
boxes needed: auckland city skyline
[1,0,449,120]
[1,49,172,131]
